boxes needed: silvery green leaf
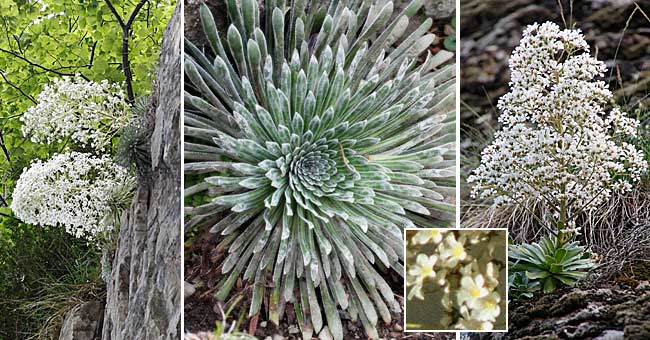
[186,1,457,338]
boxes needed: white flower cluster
[21,76,131,150]
[11,152,130,240]
[406,230,505,331]
[468,22,647,213]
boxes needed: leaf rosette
[184,1,457,338]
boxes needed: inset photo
[405,228,507,332]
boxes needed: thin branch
[0,133,9,165]
[103,0,148,104]
[0,69,37,104]
[89,41,98,69]
[0,47,89,80]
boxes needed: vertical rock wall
[101,2,181,339]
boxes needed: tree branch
[0,47,89,81]
[104,0,148,105]
[89,41,98,69]
[0,69,37,104]
[0,129,11,178]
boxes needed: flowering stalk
[468,22,647,243]
[21,76,131,150]
[11,152,133,242]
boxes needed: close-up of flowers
[20,76,132,150]
[10,151,133,241]
[405,229,507,331]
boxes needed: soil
[184,226,455,340]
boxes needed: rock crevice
[100,2,181,339]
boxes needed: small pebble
[264,337,272,340]
[272,335,284,340]
[183,282,196,299]
[260,321,267,328]
[288,326,300,334]
[392,324,403,332]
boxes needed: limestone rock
[465,284,650,340]
[59,301,104,340]
[100,2,181,340]
[423,0,455,18]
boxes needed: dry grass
[463,189,650,279]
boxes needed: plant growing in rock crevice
[184,1,456,338]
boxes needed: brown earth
[184,225,455,340]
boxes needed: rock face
[58,301,104,340]
[100,2,181,340]
[423,0,455,18]
[465,283,650,340]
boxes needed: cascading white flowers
[11,152,130,240]
[20,76,131,150]
[468,22,647,227]
[406,229,505,331]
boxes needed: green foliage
[0,219,105,340]
[507,271,540,299]
[184,1,456,338]
[0,1,174,338]
[444,17,456,51]
[509,235,595,294]
[0,0,173,191]
[115,96,152,174]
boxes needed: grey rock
[184,282,196,299]
[288,326,300,334]
[101,2,181,340]
[272,335,285,340]
[59,301,104,340]
[423,0,455,18]
[595,330,625,340]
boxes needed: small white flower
[21,76,131,150]
[10,152,132,241]
[457,274,489,306]
[439,234,468,267]
[470,291,501,322]
[467,22,647,216]
[411,229,445,245]
[408,253,438,281]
